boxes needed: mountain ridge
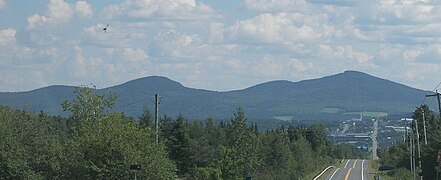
[0,71,432,120]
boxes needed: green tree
[61,86,175,179]
[412,105,441,179]
[66,113,175,179]
[0,106,66,179]
[167,114,192,176]
[62,84,117,124]
[223,107,259,178]
[139,106,153,129]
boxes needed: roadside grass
[369,159,379,180]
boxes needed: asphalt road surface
[372,120,379,160]
[325,159,369,180]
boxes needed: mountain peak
[115,76,184,90]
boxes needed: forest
[0,86,364,179]
[378,104,441,179]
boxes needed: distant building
[400,118,413,122]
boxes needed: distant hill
[0,71,432,121]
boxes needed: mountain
[0,71,432,120]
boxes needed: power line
[433,81,441,92]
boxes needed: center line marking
[344,168,352,180]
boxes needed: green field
[321,108,345,114]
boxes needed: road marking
[361,159,365,180]
[344,168,352,180]
[328,168,340,180]
[352,159,357,168]
[344,159,350,168]
[313,166,335,180]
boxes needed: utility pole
[155,94,159,145]
[426,90,441,122]
[422,109,428,145]
[415,119,422,180]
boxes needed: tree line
[0,86,363,179]
[378,104,441,179]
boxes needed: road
[372,120,378,160]
[325,159,369,180]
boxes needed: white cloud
[27,14,48,29]
[375,0,439,23]
[26,0,93,29]
[208,22,224,43]
[47,0,73,21]
[244,0,312,12]
[403,49,423,60]
[0,28,16,46]
[104,0,219,20]
[123,48,148,62]
[287,58,313,72]
[228,13,333,44]
[73,46,87,78]
[153,29,205,58]
[343,45,373,64]
[75,1,93,18]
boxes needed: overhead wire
[432,81,441,92]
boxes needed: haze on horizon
[1,0,441,92]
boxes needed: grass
[369,159,379,180]
[322,108,345,114]
[273,116,294,121]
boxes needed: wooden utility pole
[415,119,422,180]
[155,94,159,145]
[426,90,441,121]
[422,109,428,145]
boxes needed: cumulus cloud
[27,0,92,29]
[0,28,17,46]
[103,0,219,20]
[244,0,312,12]
[46,0,73,20]
[75,1,93,18]
[123,48,148,62]
[153,29,205,58]
[228,13,333,44]
[374,0,440,23]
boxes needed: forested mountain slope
[0,71,430,120]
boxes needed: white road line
[361,159,365,180]
[328,168,340,180]
[344,159,350,168]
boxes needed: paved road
[325,159,369,180]
[372,120,379,160]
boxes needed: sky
[1,0,441,92]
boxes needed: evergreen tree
[139,106,153,129]
[167,114,192,176]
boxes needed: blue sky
[1,0,441,92]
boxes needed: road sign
[130,164,141,170]
[437,150,441,163]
